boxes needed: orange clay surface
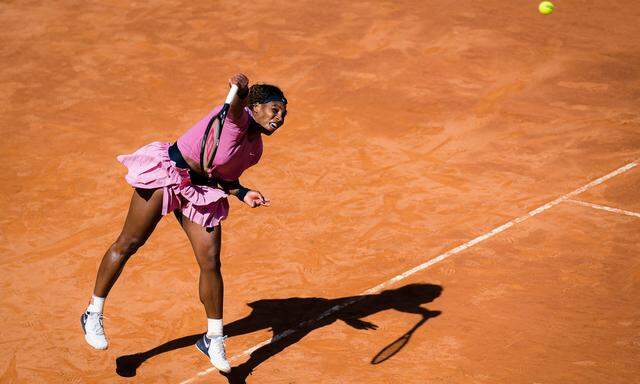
[1,1,639,383]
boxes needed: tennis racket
[200,84,239,174]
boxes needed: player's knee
[112,236,145,258]
[198,254,221,273]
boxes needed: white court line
[566,199,640,218]
[179,159,638,384]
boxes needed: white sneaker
[81,311,108,350]
[196,334,231,373]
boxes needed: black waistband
[168,142,219,186]
[168,142,190,169]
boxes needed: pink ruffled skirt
[116,141,228,228]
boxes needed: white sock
[87,295,105,313]
[207,318,223,337]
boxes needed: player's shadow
[115,283,442,382]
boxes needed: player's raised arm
[228,73,249,119]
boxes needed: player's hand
[229,73,249,98]
[243,190,270,208]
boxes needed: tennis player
[80,73,287,373]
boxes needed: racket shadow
[371,308,442,365]
[115,283,443,382]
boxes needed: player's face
[252,101,287,136]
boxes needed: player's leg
[82,187,164,349]
[176,214,230,373]
[92,188,165,297]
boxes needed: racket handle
[225,84,239,105]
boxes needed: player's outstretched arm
[218,179,270,208]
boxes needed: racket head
[199,85,239,174]
[200,106,230,173]
[201,115,222,172]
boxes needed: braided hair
[247,84,287,107]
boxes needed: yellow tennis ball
[539,1,554,15]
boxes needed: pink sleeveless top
[176,106,263,181]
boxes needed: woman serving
[80,73,287,373]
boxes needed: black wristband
[236,187,250,201]
[218,179,241,194]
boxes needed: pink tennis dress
[116,107,263,227]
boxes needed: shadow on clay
[115,283,443,382]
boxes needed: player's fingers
[229,74,246,87]
[234,73,248,86]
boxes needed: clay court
[1,1,639,383]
